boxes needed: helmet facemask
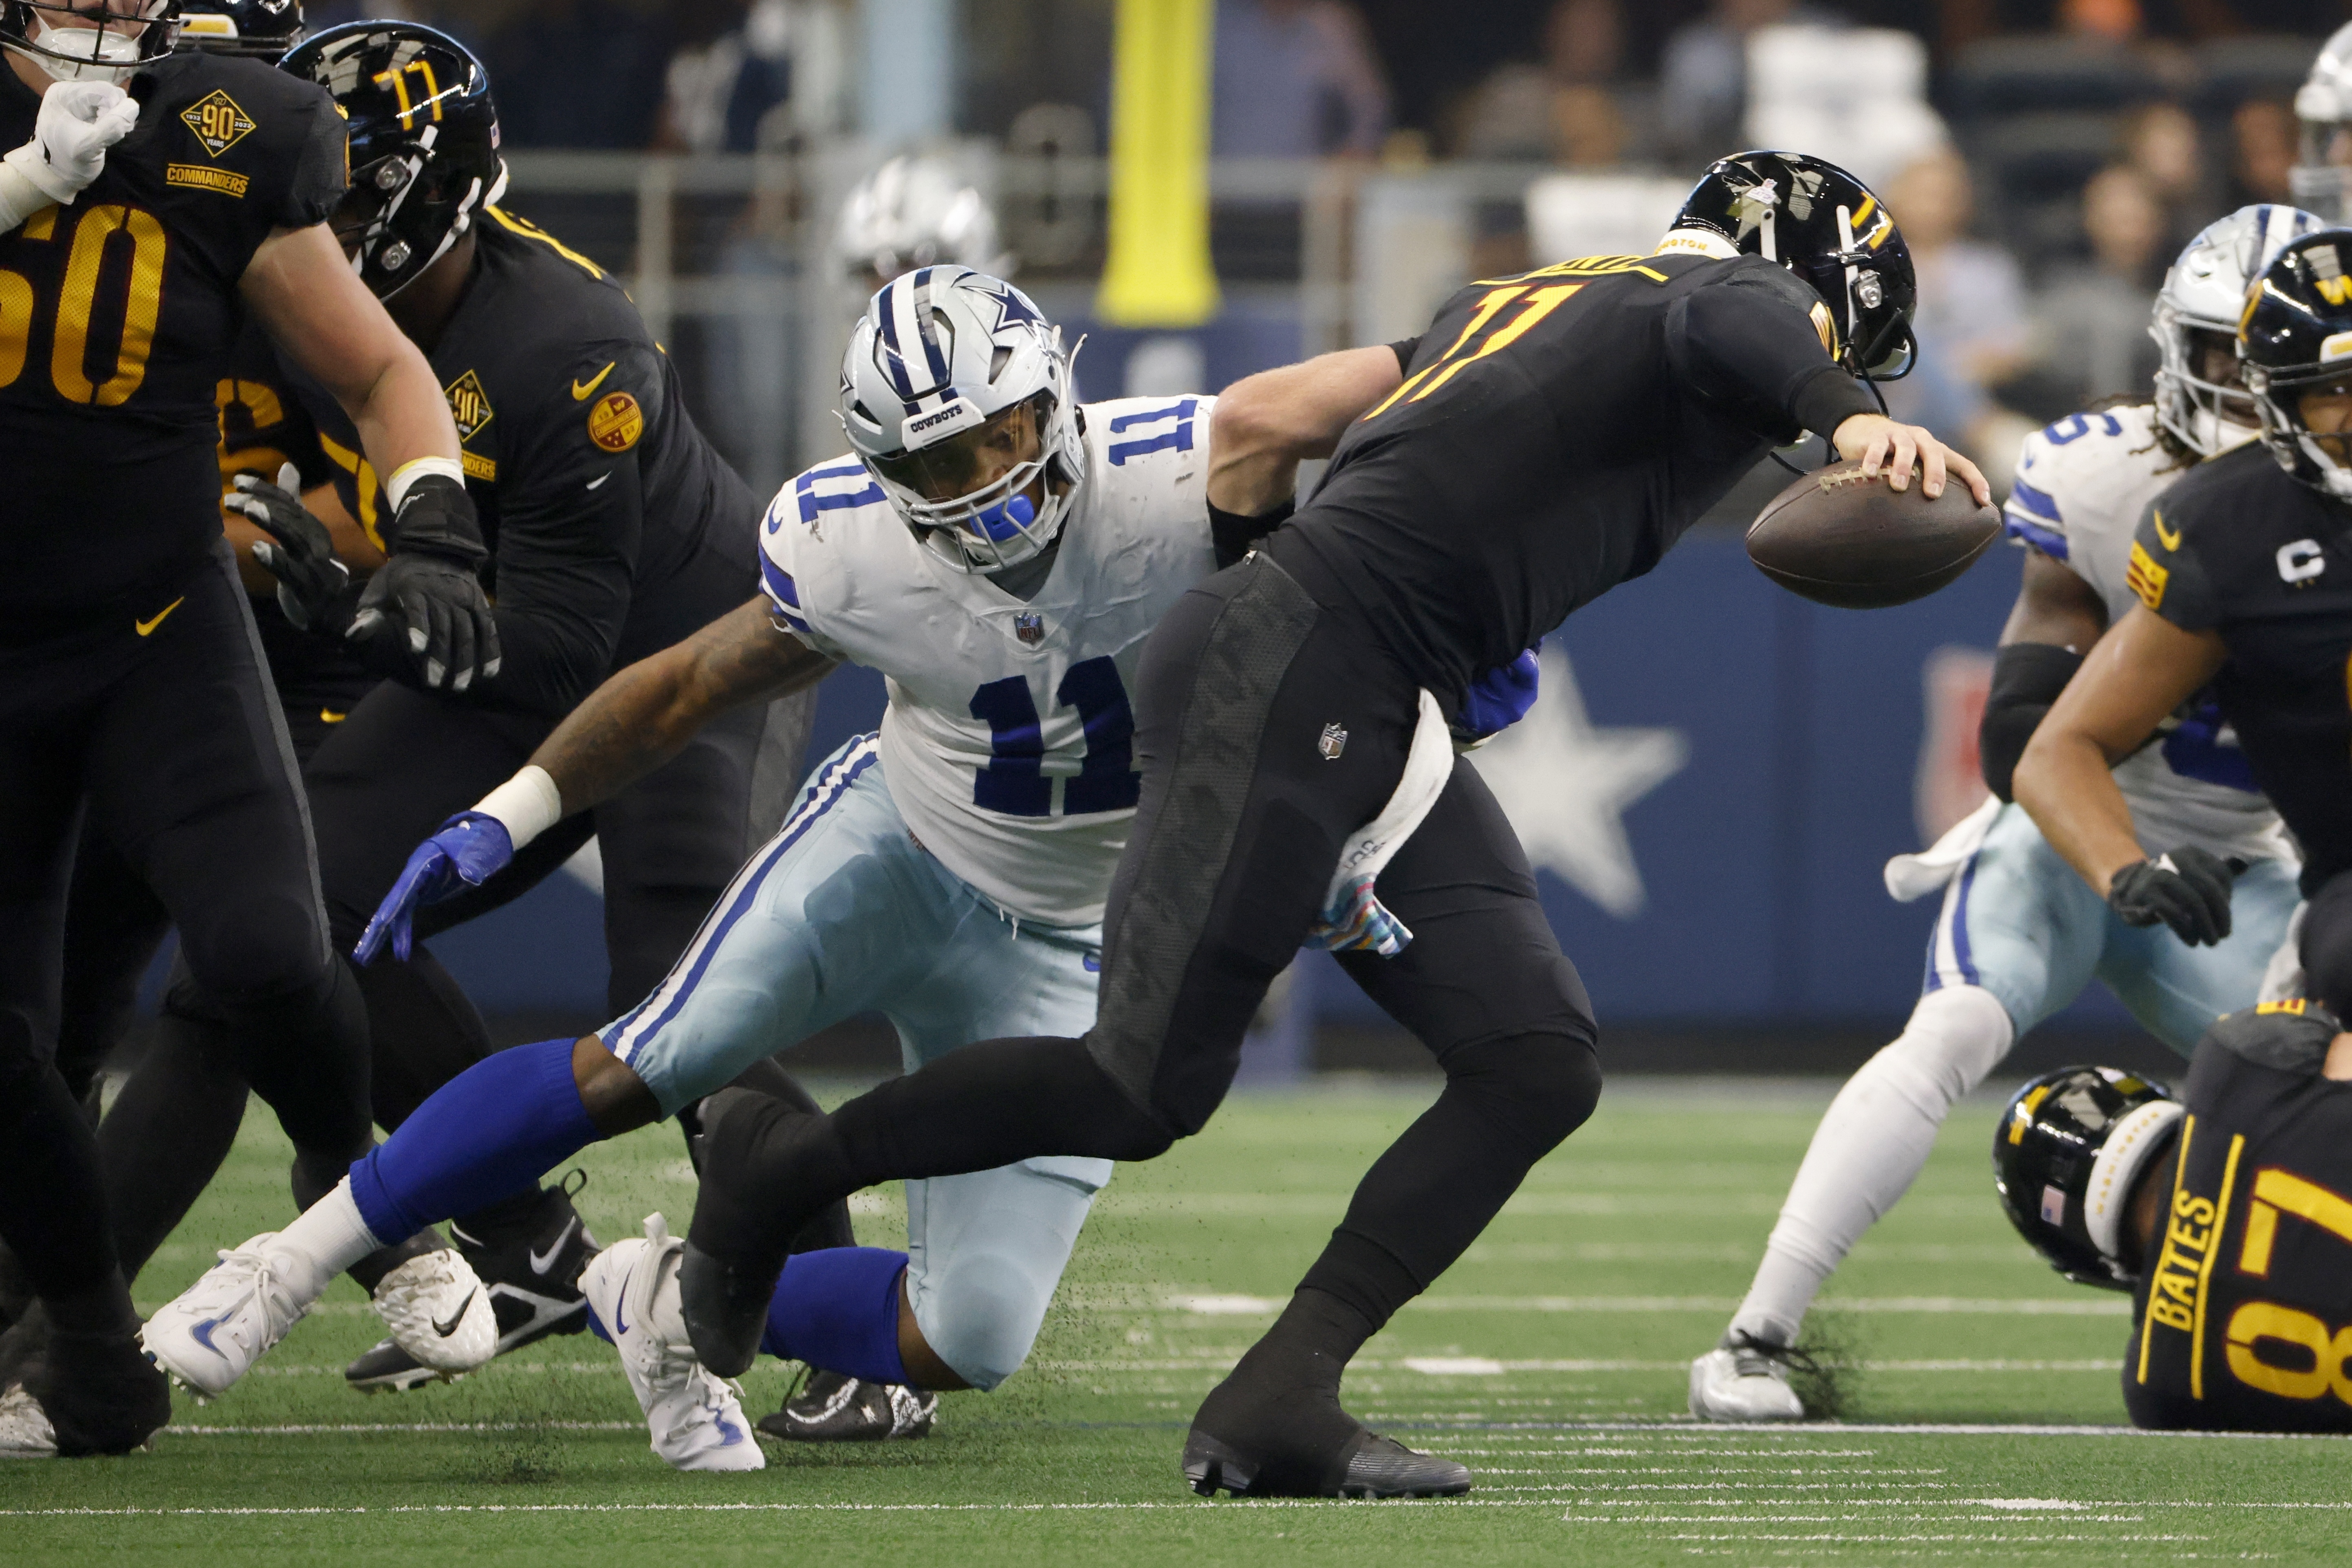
[2,0,177,84]
[864,392,1079,574]
[2248,359,2352,502]
[2154,314,2258,458]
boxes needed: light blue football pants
[1923,802,2299,1051]
[601,736,1111,1389]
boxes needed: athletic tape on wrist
[0,157,55,230]
[473,764,562,850]
[385,455,467,513]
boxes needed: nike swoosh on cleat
[613,1266,634,1336]
[432,1290,478,1338]
[528,1217,581,1276]
[189,1317,226,1355]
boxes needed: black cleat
[1183,1424,1469,1500]
[344,1177,600,1392]
[676,1241,777,1379]
[26,1326,170,1458]
[757,1368,936,1443]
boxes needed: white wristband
[385,455,467,513]
[0,156,57,232]
[473,764,563,851]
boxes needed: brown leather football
[1746,458,2002,609]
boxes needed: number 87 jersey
[760,396,1219,928]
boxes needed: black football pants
[696,548,1602,1338]
[0,544,369,1309]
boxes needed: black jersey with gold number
[1275,251,1878,705]
[298,207,758,718]
[2128,443,2352,894]
[2125,1003,2352,1432]
[0,52,345,619]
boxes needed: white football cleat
[1689,1338,1807,1422]
[0,1385,57,1458]
[371,1249,498,1376]
[581,1215,764,1472]
[140,1231,312,1399]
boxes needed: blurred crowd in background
[327,0,2352,491]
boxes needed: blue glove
[1457,641,1543,743]
[353,811,515,965]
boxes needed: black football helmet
[1667,150,1917,382]
[279,20,502,301]
[2240,229,2352,502]
[1993,1066,2182,1291]
[0,1,181,84]
[177,0,295,57]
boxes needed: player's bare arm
[2014,605,2226,896]
[528,597,837,816]
[240,224,461,482]
[1831,412,1992,506]
[1999,547,2108,651]
[1208,345,1405,513]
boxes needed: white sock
[1727,985,2014,1349]
[268,1177,385,1304]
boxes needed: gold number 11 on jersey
[0,203,167,406]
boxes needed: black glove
[228,464,350,632]
[352,470,500,692]
[2108,847,2241,947]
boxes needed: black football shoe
[346,1176,600,1392]
[14,1324,171,1458]
[757,1368,936,1443]
[1183,1376,1469,1500]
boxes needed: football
[1746,458,2003,609]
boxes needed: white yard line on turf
[1152,1294,2127,1317]
[0,1501,1558,1516]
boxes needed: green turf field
[7,1073,2347,1564]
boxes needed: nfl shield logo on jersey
[1319,722,1348,760]
[1015,612,1045,645]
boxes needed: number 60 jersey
[760,396,1218,928]
[0,52,347,617]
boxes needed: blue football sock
[758,1246,913,1385]
[347,1037,599,1244]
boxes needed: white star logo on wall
[1471,646,1688,919]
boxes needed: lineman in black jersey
[674,152,1990,1497]
[1997,1002,2352,1433]
[216,23,814,1390]
[0,0,496,1455]
[2015,229,2352,971]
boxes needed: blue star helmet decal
[983,282,1046,334]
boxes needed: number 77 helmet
[279,21,504,300]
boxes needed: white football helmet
[2151,203,2326,458]
[2293,23,2352,222]
[839,266,1083,574]
[834,155,1009,284]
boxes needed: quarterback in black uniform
[0,0,498,1456]
[135,21,819,1396]
[663,152,1989,1496]
[2016,228,2352,965]
[1997,1000,2352,1433]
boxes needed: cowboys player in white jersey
[1690,206,2318,1421]
[144,266,1437,1467]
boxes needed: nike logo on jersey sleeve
[2153,509,2182,551]
[571,363,616,401]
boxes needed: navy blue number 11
[969,656,1139,817]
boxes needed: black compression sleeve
[1980,641,2084,802]
[1210,496,1295,569]
[1389,336,1422,374]
[1670,271,1878,440]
